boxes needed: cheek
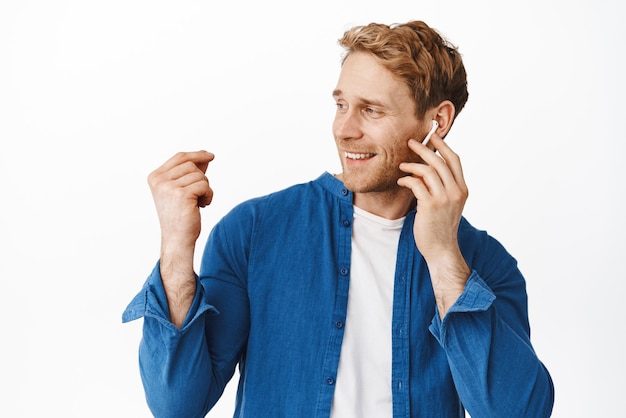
[388,134,420,163]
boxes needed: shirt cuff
[121,261,219,332]
[429,270,496,341]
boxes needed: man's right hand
[147,150,215,328]
[148,150,215,250]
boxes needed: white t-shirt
[330,206,405,418]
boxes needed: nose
[334,110,363,141]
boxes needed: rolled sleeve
[428,270,554,417]
[429,270,495,343]
[122,261,219,332]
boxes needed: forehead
[334,52,414,108]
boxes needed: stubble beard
[340,161,405,194]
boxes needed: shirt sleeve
[429,256,554,417]
[122,261,227,417]
[121,261,216,328]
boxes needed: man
[123,20,554,417]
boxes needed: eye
[364,106,383,118]
[335,101,348,112]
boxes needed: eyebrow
[332,89,387,108]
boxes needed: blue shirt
[123,172,554,418]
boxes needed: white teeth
[345,152,374,160]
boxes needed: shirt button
[327,377,335,385]
[341,188,349,196]
[342,219,350,227]
[335,320,344,328]
[340,267,349,276]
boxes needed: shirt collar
[315,172,353,202]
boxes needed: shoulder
[218,172,343,229]
[227,172,346,219]
[458,217,519,273]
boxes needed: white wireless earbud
[422,120,438,146]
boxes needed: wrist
[159,247,197,329]
[425,250,470,318]
[160,239,196,286]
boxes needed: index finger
[161,150,215,173]
[428,135,466,188]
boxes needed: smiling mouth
[345,151,375,160]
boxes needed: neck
[352,188,416,220]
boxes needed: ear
[431,100,456,138]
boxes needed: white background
[1,0,624,417]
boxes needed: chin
[341,173,399,194]
[338,173,365,192]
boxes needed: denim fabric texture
[123,172,554,418]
